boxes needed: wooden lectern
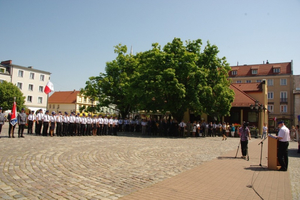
[268,135,280,170]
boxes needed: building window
[280,91,288,103]
[49,104,52,109]
[256,80,261,83]
[0,79,4,83]
[39,86,43,92]
[280,105,287,113]
[280,79,287,86]
[251,69,258,74]
[28,84,33,91]
[18,70,24,77]
[268,92,274,99]
[27,96,32,103]
[267,79,274,86]
[246,80,252,83]
[30,72,35,79]
[53,104,55,109]
[268,105,274,113]
[38,97,43,104]
[236,80,242,83]
[17,82,23,90]
[40,75,45,81]
[273,68,280,73]
[231,70,237,75]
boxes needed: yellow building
[229,61,294,131]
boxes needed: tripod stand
[258,136,267,167]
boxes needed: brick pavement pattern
[0,124,298,200]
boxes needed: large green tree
[132,38,234,121]
[0,81,26,111]
[81,44,138,117]
[83,38,234,121]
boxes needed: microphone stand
[258,136,267,167]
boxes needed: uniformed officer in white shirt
[118,118,123,132]
[86,114,92,136]
[27,110,35,134]
[113,116,119,135]
[69,112,76,136]
[49,111,56,137]
[103,115,108,135]
[124,118,129,132]
[75,113,81,136]
[97,115,103,135]
[108,116,114,135]
[42,110,50,136]
[62,112,69,136]
[56,111,63,136]
[80,113,87,136]
[36,109,43,135]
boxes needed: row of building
[1,59,299,134]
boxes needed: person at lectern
[275,121,290,171]
[239,122,251,159]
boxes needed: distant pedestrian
[262,123,268,139]
[0,107,5,138]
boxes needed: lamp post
[250,100,264,138]
[90,98,94,114]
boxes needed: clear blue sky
[1,0,299,91]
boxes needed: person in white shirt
[42,110,50,136]
[92,115,98,136]
[27,111,35,134]
[179,120,186,137]
[108,116,114,135]
[86,114,92,136]
[141,119,147,135]
[118,118,123,132]
[103,116,108,135]
[262,123,268,139]
[62,112,69,136]
[69,112,76,136]
[56,111,63,136]
[49,111,56,137]
[80,114,87,136]
[35,109,43,135]
[275,121,290,171]
[97,115,103,135]
[75,113,81,136]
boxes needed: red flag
[10,101,17,126]
[44,80,54,94]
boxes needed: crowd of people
[0,107,240,139]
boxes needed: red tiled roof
[48,91,80,103]
[230,84,257,107]
[231,82,262,92]
[229,62,292,77]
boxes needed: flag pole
[10,97,16,137]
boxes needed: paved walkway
[0,123,299,200]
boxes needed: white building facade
[0,60,51,112]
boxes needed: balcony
[280,98,288,104]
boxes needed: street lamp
[90,98,94,113]
[250,100,264,137]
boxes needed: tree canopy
[0,81,26,112]
[82,38,234,120]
